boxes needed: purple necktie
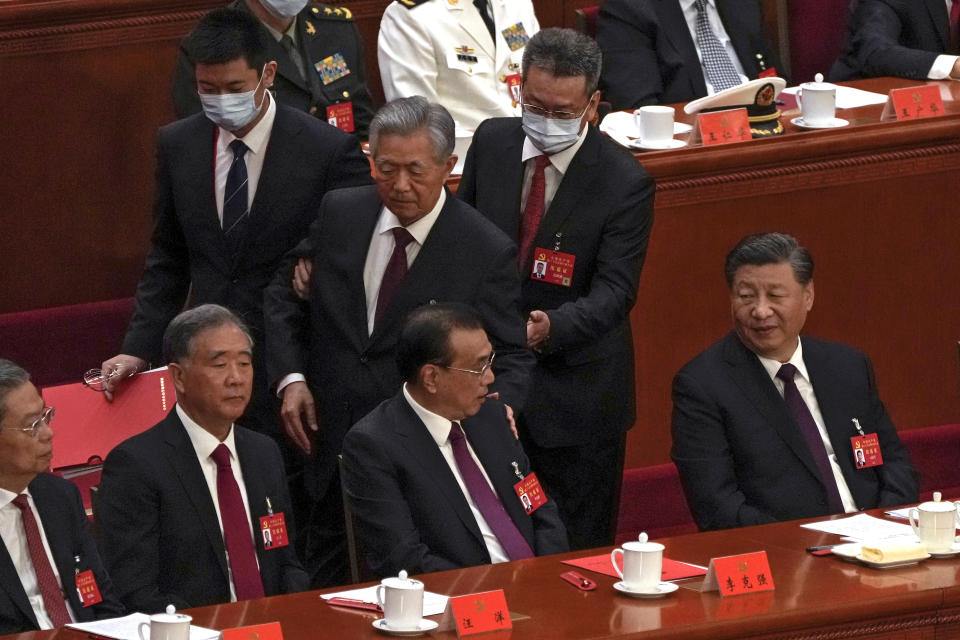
[776,364,845,513]
[375,227,415,328]
[448,423,534,561]
[210,444,264,600]
[12,495,72,627]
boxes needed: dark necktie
[518,155,551,267]
[951,0,960,53]
[210,445,264,601]
[693,0,742,93]
[775,364,845,513]
[12,495,71,627]
[280,34,307,83]
[448,423,534,561]
[223,139,249,252]
[374,227,415,329]
[472,0,497,43]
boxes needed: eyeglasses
[521,101,589,121]
[444,352,496,378]
[5,407,55,438]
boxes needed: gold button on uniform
[342,91,350,98]
[309,106,318,115]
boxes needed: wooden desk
[11,511,960,640]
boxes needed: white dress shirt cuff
[928,54,959,80]
[276,373,306,397]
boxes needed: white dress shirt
[0,488,76,629]
[520,123,588,216]
[177,404,257,603]
[927,0,960,79]
[402,384,509,563]
[679,0,748,95]
[756,339,858,513]
[214,90,277,224]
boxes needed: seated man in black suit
[172,0,376,138]
[342,304,567,576]
[97,305,308,613]
[597,0,783,109]
[831,0,960,81]
[0,360,123,634]
[671,233,918,531]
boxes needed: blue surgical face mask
[198,71,267,131]
[521,110,584,154]
[261,0,308,19]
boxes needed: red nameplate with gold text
[691,108,752,146]
[702,551,775,597]
[447,590,512,636]
[882,85,944,121]
[221,622,283,640]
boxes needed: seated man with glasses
[458,28,655,551]
[0,360,124,634]
[341,303,567,577]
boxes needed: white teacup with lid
[611,532,664,592]
[796,73,837,126]
[138,605,191,640]
[910,491,960,553]
[376,569,424,630]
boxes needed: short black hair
[188,7,268,72]
[397,303,485,384]
[0,359,30,424]
[724,232,814,287]
[162,304,253,365]
[522,28,603,95]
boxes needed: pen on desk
[325,597,382,612]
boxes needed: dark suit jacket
[342,392,568,576]
[831,0,949,81]
[172,1,375,138]
[121,103,370,431]
[97,410,309,612]
[671,332,918,531]
[597,0,784,109]
[264,185,534,497]
[0,474,124,635]
[458,119,654,447]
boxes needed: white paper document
[67,613,220,640]
[321,585,449,617]
[782,85,888,110]
[800,513,916,541]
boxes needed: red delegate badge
[75,570,102,607]
[513,473,547,514]
[326,102,355,133]
[851,433,883,469]
[531,248,575,287]
[259,513,290,550]
[505,74,522,106]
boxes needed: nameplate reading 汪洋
[442,589,512,637]
[221,621,283,640]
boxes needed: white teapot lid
[624,531,664,552]
[802,73,836,90]
[918,491,956,512]
[381,569,423,589]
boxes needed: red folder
[42,368,174,469]
[562,553,707,582]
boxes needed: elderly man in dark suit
[596,0,783,109]
[0,360,124,634]
[343,304,567,577]
[172,1,376,138]
[831,0,960,81]
[98,305,308,613]
[458,28,654,550]
[671,233,917,531]
[99,8,371,449]
[265,96,533,586]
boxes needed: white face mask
[260,0,308,19]
[521,110,584,155]
[198,71,267,131]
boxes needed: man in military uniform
[378,0,539,131]
[173,0,375,138]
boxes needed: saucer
[791,116,850,129]
[928,543,960,559]
[613,581,679,598]
[856,553,929,569]
[372,618,439,637]
[629,138,687,151]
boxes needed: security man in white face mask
[100,9,372,543]
[172,1,376,139]
[457,28,655,552]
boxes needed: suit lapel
[28,479,80,616]
[0,510,38,629]
[392,396,488,550]
[925,0,950,51]
[658,0,707,97]
[492,125,525,238]
[722,334,824,482]
[343,190,384,349]
[803,339,855,478]
[717,0,754,74]
[161,412,230,583]
[453,1,495,59]
[181,119,229,269]
[235,429,269,578]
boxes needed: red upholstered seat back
[616,463,697,544]
[900,424,960,501]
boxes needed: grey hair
[0,359,30,424]
[522,28,602,95]
[369,96,455,163]
[724,232,814,287]
[162,304,253,364]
